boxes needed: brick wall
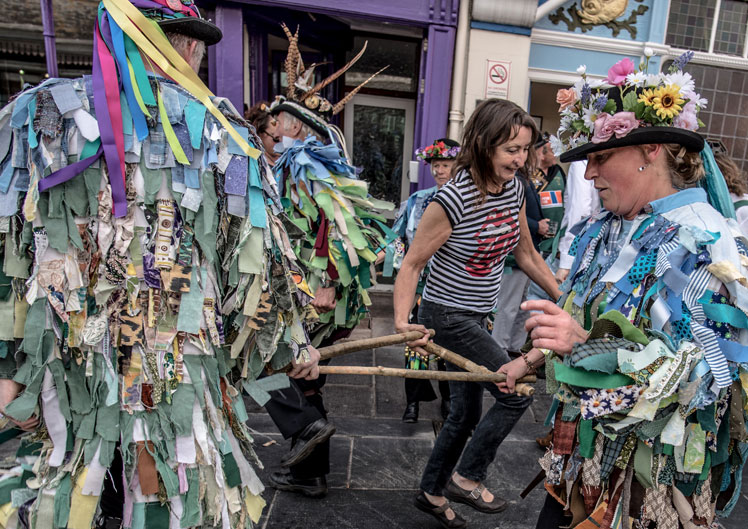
[6,0,99,40]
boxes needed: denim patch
[13,169,29,192]
[160,85,185,124]
[224,156,248,196]
[0,159,13,194]
[172,123,193,164]
[11,128,28,168]
[145,125,167,168]
[50,82,83,114]
[0,121,13,163]
[184,168,199,189]
[227,126,249,156]
[171,165,186,194]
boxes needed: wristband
[521,351,536,375]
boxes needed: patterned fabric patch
[579,385,645,420]
[600,434,626,481]
[627,251,658,285]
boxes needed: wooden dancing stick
[317,330,435,361]
[318,365,536,396]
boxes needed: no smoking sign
[485,60,511,99]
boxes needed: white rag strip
[41,368,68,467]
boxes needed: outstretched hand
[522,299,587,355]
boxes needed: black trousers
[263,368,330,479]
[263,329,351,479]
[404,302,450,405]
[535,493,571,529]
[404,359,450,404]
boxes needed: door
[343,94,415,216]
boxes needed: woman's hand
[496,357,529,394]
[395,321,431,353]
[522,299,587,355]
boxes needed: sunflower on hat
[552,50,707,162]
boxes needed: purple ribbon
[37,145,104,192]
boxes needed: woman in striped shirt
[394,99,561,528]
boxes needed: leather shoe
[444,478,507,514]
[536,429,553,449]
[281,418,336,468]
[414,491,466,528]
[402,402,419,423]
[268,471,327,498]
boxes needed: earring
[638,164,649,172]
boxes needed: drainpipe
[40,0,58,78]
[447,0,471,140]
[535,0,568,22]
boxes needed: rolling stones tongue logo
[465,208,519,277]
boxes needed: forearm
[517,248,561,300]
[393,259,423,326]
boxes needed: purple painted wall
[235,0,458,26]
[415,24,456,191]
[205,0,460,192]
[213,5,245,113]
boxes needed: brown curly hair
[714,152,748,196]
[662,144,705,189]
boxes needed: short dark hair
[456,99,538,198]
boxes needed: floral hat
[415,138,461,162]
[553,51,706,163]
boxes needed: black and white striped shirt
[422,170,525,313]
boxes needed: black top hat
[560,127,704,163]
[157,18,223,46]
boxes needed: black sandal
[444,479,508,514]
[414,491,467,529]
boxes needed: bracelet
[521,351,536,375]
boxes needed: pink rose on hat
[556,88,578,111]
[591,112,639,143]
[606,58,635,86]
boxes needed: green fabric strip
[554,362,635,389]
[53,474,72,529]
[578,419,597,458]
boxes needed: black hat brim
[270,102,329,139]
[158,18,223,46]
[559,127,705,163]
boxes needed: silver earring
[638,164,648,172]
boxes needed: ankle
[452,473,477,489]
[423,492,446,506]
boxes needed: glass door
[343,94,415,216]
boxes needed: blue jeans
[418,300,533,495]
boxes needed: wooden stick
[318,365,535,396]
[318,330,435,361]
[423,342,492,374]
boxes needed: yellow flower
[638,88,656,106]
[652,85,685,119]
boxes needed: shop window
[344,35,419,94]
[666,0,748,58]
[666,0,716,52]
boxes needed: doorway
[343,94,415,214]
